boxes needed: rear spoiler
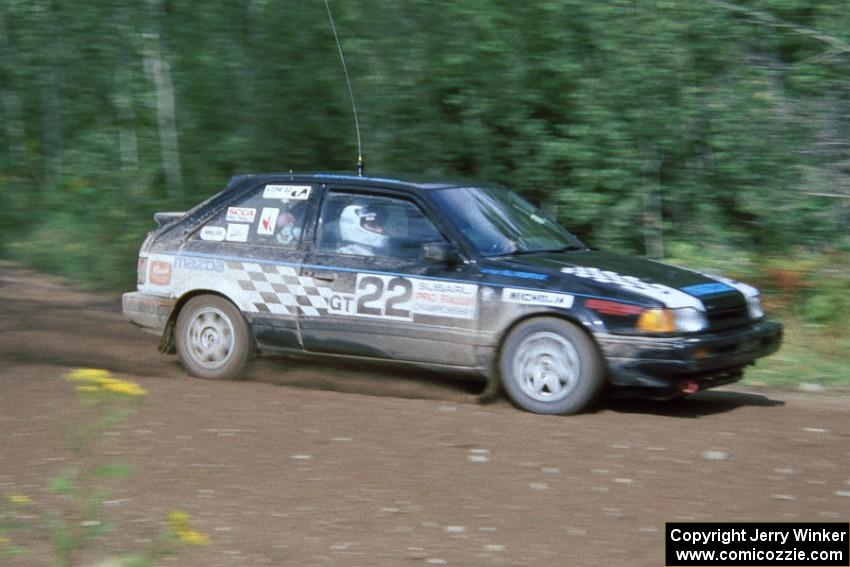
[153,211,186,228]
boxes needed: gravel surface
[1,262,848,566]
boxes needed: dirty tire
[499,318,603,415]
[175,295,253,380]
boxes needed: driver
[338,204,389,256]
[275,199,305,246]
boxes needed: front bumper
[596,320,783,398]
[122,291,175,334]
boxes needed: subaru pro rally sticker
[199,226,226,241]
[226,207,256,223]
[503,288,574,308]
[263,185,311,200]
[412,280,477,319]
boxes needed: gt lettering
[328,293,356,315]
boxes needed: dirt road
[1,263,848,566]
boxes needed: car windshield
[431,186,586,257]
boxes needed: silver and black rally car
[123,173,782,415]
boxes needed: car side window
[318,193,445,259]
[192,184,314,248]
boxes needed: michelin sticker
[503,288,574,308]
[326,275,477,321]
[263,185,311,200]
[225,223,249,242]
[226,207,256,223]
[200,226,226,241]
[257,207,279,236]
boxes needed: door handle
[304,270,337,282]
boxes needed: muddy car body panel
[124,173,782,407]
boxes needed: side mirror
[422,242,457,264]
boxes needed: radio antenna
[323,0,364,176]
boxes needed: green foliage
[48,470,76,495]
[94,463,133,480]
[747,317,850,387]
[0,0,847,300]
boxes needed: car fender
[139,253,248,313]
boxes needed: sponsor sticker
[174,256,224,273]
[411,279,478,319]
[149,260,172,285]
[503,288,574,308]
[226,207,256,223]
[225,223,249,242]
[257,207,280,236]
[199,226,226,241]
[263,184,311,200]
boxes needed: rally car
[123,173,783,415]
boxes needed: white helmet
[339,204,389,253]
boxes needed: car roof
[227,172,502,194]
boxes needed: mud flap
[158,317,177,354]
[476,360,501,404]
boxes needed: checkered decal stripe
[226,261,333,317]
[560,266,704,310]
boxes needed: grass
[744,314,850,389]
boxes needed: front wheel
[175,295,253,380]
[499,318,603,415]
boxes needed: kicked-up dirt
[1,262,848,566]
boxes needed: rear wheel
[499,318,603,415]
[175,295,253,380]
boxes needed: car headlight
[637,307,708,334]
[746,294,764,320]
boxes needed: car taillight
[137,257,147,285]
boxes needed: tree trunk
[41,0,63,188]
[0,6,26,170]
[146,0,182,197]
[114,3,139,186]
[644,152,665,259]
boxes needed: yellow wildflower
[167,510,190,530]
[66,369,147,397]
[65,368,112,383]
[167,511,210,545]
[177,528,210,546]
[7,493,30,505]
[101,379,147,397]
[0,536,9,545]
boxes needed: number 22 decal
[356,275,413,320]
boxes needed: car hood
[486,250,754,311]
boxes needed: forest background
[0,0,847,386]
